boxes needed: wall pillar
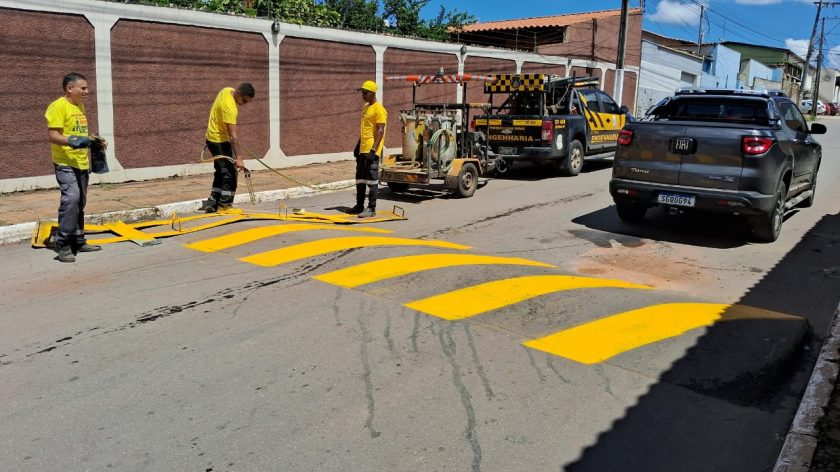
[264,31,283,159]
[85,12,123,172]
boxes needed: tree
[381,0,426,36]
[324,0,382,31]
[421,6,476,42]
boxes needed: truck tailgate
[613,123,685,185]
[677,123,745,190]
[477,117,542,154]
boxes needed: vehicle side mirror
[620,105,629,114]
[810,123,827,134]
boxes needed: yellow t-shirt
[205,87,238,143]
[360,101,387,155]
[45,97,89,169]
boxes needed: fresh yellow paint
[523,303,800,364]
[186,224,392,252]
[314,253,556,288]
[240,236,471,267]
[405,275,651,320]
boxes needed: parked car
[827,102,839,115]
[800,99,826,115]
[611,89,826,242]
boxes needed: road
[2,120,840,472]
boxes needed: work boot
[197,199,217,213]
[76,243,102,252]
[347,205,364,214]
[358,208,376,218]
[55,246,75,263]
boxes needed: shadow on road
[564,212,840,471]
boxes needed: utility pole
[801,1,825,102]
[696,4,705,56]
[614,0,630,105]
[812,17,826,118]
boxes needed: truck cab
[475,74,630,176]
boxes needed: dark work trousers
[207,140,237,206]
[355,153,379,210]
[54,164,89,249]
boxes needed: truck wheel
[751,182,786,242]
[387,182,409,193]
[455,163,478,198]
[802,164,818,208]
[560,140,584,176]
[616,200,647,222]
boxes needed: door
[778,101,818,186]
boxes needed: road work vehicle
[610,89,825,242]
[379,71,498,198]
[475,74,630,176]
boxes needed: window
[580,90,601,112]
[648,98,769,124]
[778,102,807,132]
[597,91,621,114]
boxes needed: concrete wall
[636,40,701,116]
[740,59,773,90]
[0,0,639,193]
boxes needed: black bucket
[90,138,109,174]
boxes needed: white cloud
[647,0,706,26]
[827,45,840,69]
[735,0,781,5]
[785,38,810,59]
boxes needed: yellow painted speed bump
[240,236,471,267]
[31,208,406,248]
[405,275,651,320]
[186,224,393,252]
[523,303,800,364]
[314,253,556,288]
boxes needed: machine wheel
[751,181,786,242]
[615,200,647,222]
[455,163,478,198]
[387,182,409,193]
[560,140,584,176]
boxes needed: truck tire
[616,200,647,222]
[455,162,478,198]
[751,182,786,242]
[387,182,409,193]
[560,140,584,176]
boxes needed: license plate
[498,146,517,155]
[657,192,696,207]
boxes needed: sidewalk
[0,160,356,244]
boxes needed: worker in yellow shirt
[198,83,255,213]
[45,72,103,263]
[351,80,387,218]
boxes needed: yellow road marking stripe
[240,236,471,267]
[185,224,393,252]
[405,275,651,320]
[523,303,800,364]
[314,254,555,288]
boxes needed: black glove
[353,140,361,159]
[367,149,378,161]
[67,135,90,149]
[90,135,108,152]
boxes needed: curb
[0,179,355,246]
[774,302,840,472]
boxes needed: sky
[424,0,840,68]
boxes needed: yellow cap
[358,80,377,93]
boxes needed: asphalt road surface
[2,121,840,472]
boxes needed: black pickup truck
[475,75,630,176]
[609,89,826,242]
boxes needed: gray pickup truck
[609,89,826,242]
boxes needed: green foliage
[123,0,475,41]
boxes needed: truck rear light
[469,119,475,132]
[617,188,637,196]
[541,120,554,142]
[617,129,634,146]
[742,136,774,155]
[716,200,746,207]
